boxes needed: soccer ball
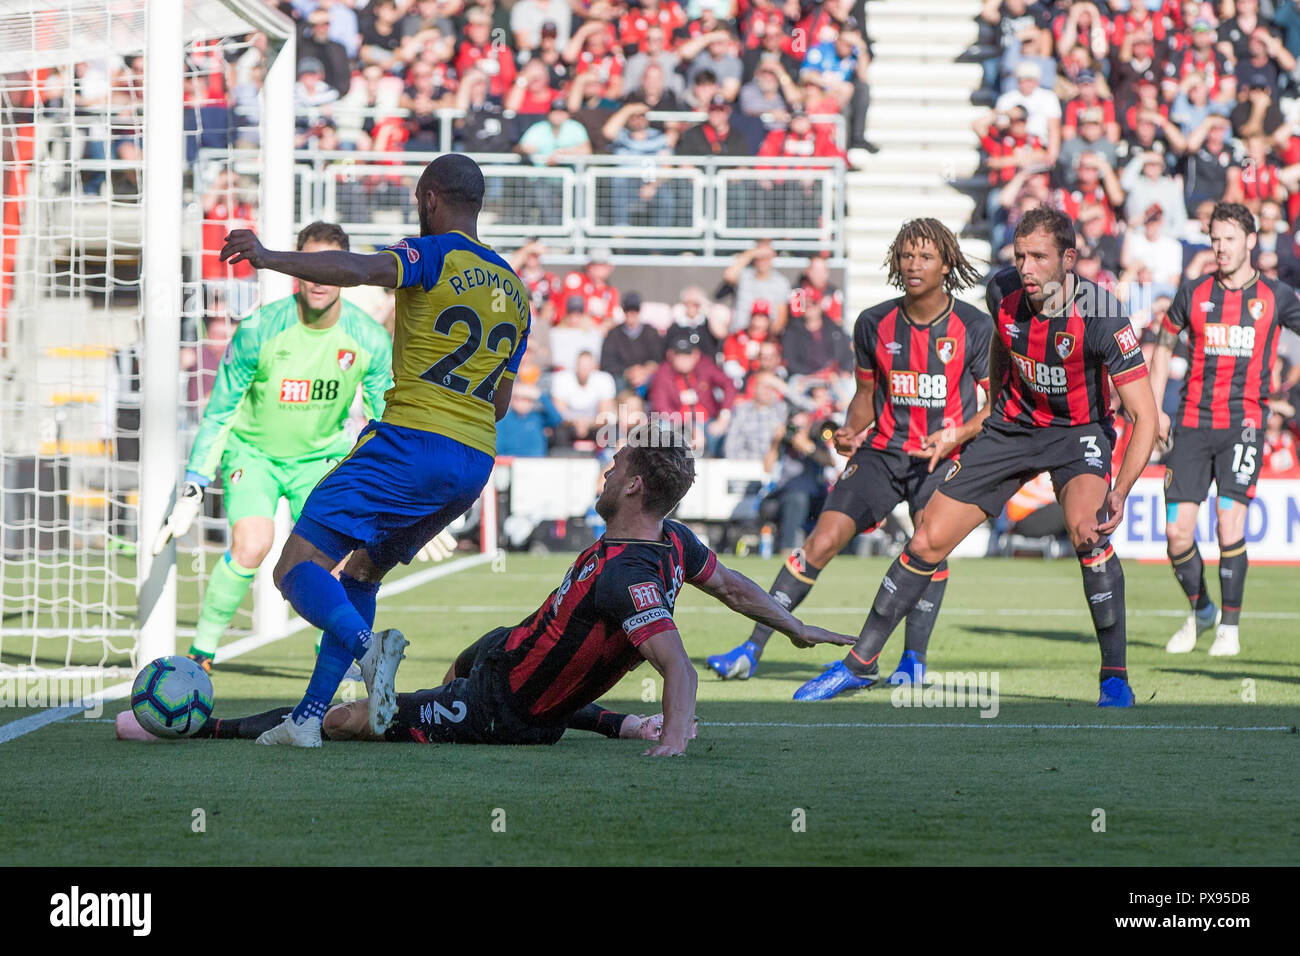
[130,656,214,738]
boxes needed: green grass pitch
[1,554,1296,866]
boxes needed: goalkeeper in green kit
[153,222,395,671]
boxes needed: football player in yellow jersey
[219,154,530,746]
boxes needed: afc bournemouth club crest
[936,337,957,364]
[944,460,961,482]
[229,469,243,484]
[839,464,858,482]
[1055,331,1077,359]
[338,349,356,371]
[1247,298,1266,321]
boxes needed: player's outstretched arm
[1102,374,1159,535]
[637,628,697,757]
[220,229,399,288]
[1147,332,1176,446]
[692,561,856,649]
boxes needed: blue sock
[280,561,372,660]
[292,632,354,724]
[315,574,380,654]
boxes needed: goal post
[0,0,296,678]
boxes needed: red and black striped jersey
[500,519,716,726]
[852,296,993,456]
[1162,271,1300,430]
[986,267,1148,430]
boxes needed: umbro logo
[275,350,290,360]
[886,342,902,354]
[1004,323,1020,337]
[1200,301,1216,313]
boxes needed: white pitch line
[387,604,1300,620]
[0,552,492,745]
[704,721,1294,732]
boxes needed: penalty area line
[704,721,1294,732]
[0,551,492,745]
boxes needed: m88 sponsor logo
[889,370,947,406]
[1012,352,1067,393]
[280,378,341,403]
[1204,323,1256,356]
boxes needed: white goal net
[0,0,295,677]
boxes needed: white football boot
[256,714,322,747]
[1165,602,1219,653]
[359,628,409,735]
[1208,624,1240,657]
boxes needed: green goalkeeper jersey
[186,295,394,483]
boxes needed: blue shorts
[295,421,493,570]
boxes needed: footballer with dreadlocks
[708,218,994,689]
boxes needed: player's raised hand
[415,529,457,562]
[151,481,203,555]
[832,424,866,456]
[792,623,856,648]
[1097,487,1127,535]
[220,229,268,269]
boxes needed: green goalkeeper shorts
[219,435,338,526]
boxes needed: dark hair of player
[296,221,349,251]
[1013,206,1076,254]
[1210,201,1256,238]
[622,423,697,518]
[418,154,485,209]
[884,217,983,293]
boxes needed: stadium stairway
[845,0,990,313]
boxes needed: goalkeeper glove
[415,528,457,562]
[151,481,204,555]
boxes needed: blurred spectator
[402,0,456,41]
[625,62,687,118]
[721,301,773,383]
[789,255,844,325]
[755,109,842,229]
[741,18,802,82]
[1001,22,1056,93]
[517,22,572,88]
[624,25,684,96]
[550,297,604,374]
[670,285,723,358]
[1219,0,1266,63]
[739,59,796,126]
[723,372,788,459]
[1277,0,1300,59]
[551,350,618,445]
[1055,151,1124,234]
[601,292,667,391]
[299,8,353,98]
[518,97,592,166]
[360,0,409,73]
[1110,34,1164,113]
[1062,69,1119,143]
[761,409,834,549]
[1234,27,1296,97]
[556,250,619,326]
[647,332,737,454]
[997,60,1063,162]
[680,25,743,100]
[1230,83,1286,142]
[803,21,874,151]
[724,238,790,333]
[458,8,517,97]
[564,18,626,103]
[511,240,560,329]
[1122,203,1184,289]
[512,0,573,49]
[497,383,563,457]
[677,93,751,154]
[455,68,518,153]
[619,0,687,54]
[401,59,456,150]
[780,300,852,377]
[603,102,677,227]
[1262,402,1300,476]
[507,59,563,120]
[978,106,1049,187]
[1122,150,1186,234]
[1058,107,1119,186]
[334,63,401,150]
[1227,136,1286,215]
[294,57,339,118]
[1077,204,1123,274]
[1170,72,1231,137]
[744,339,788,397]
[1180,115,1237,210]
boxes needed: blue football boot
[793,660,877,700]
[706,641,759,680]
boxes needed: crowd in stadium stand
[975,0,1300,470]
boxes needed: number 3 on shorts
[1079,435,1101,459]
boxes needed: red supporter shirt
[981,130,1044,184]
[455,41,517,96]
[555,271,620,325]
[618,3,687,51]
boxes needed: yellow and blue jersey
[380,231,531,456]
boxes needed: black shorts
[385,628,565,746]
[1164,426,1263,505]
[823,447,948,532]
[939,420,1114,518]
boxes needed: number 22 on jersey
[420,304,518,404]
